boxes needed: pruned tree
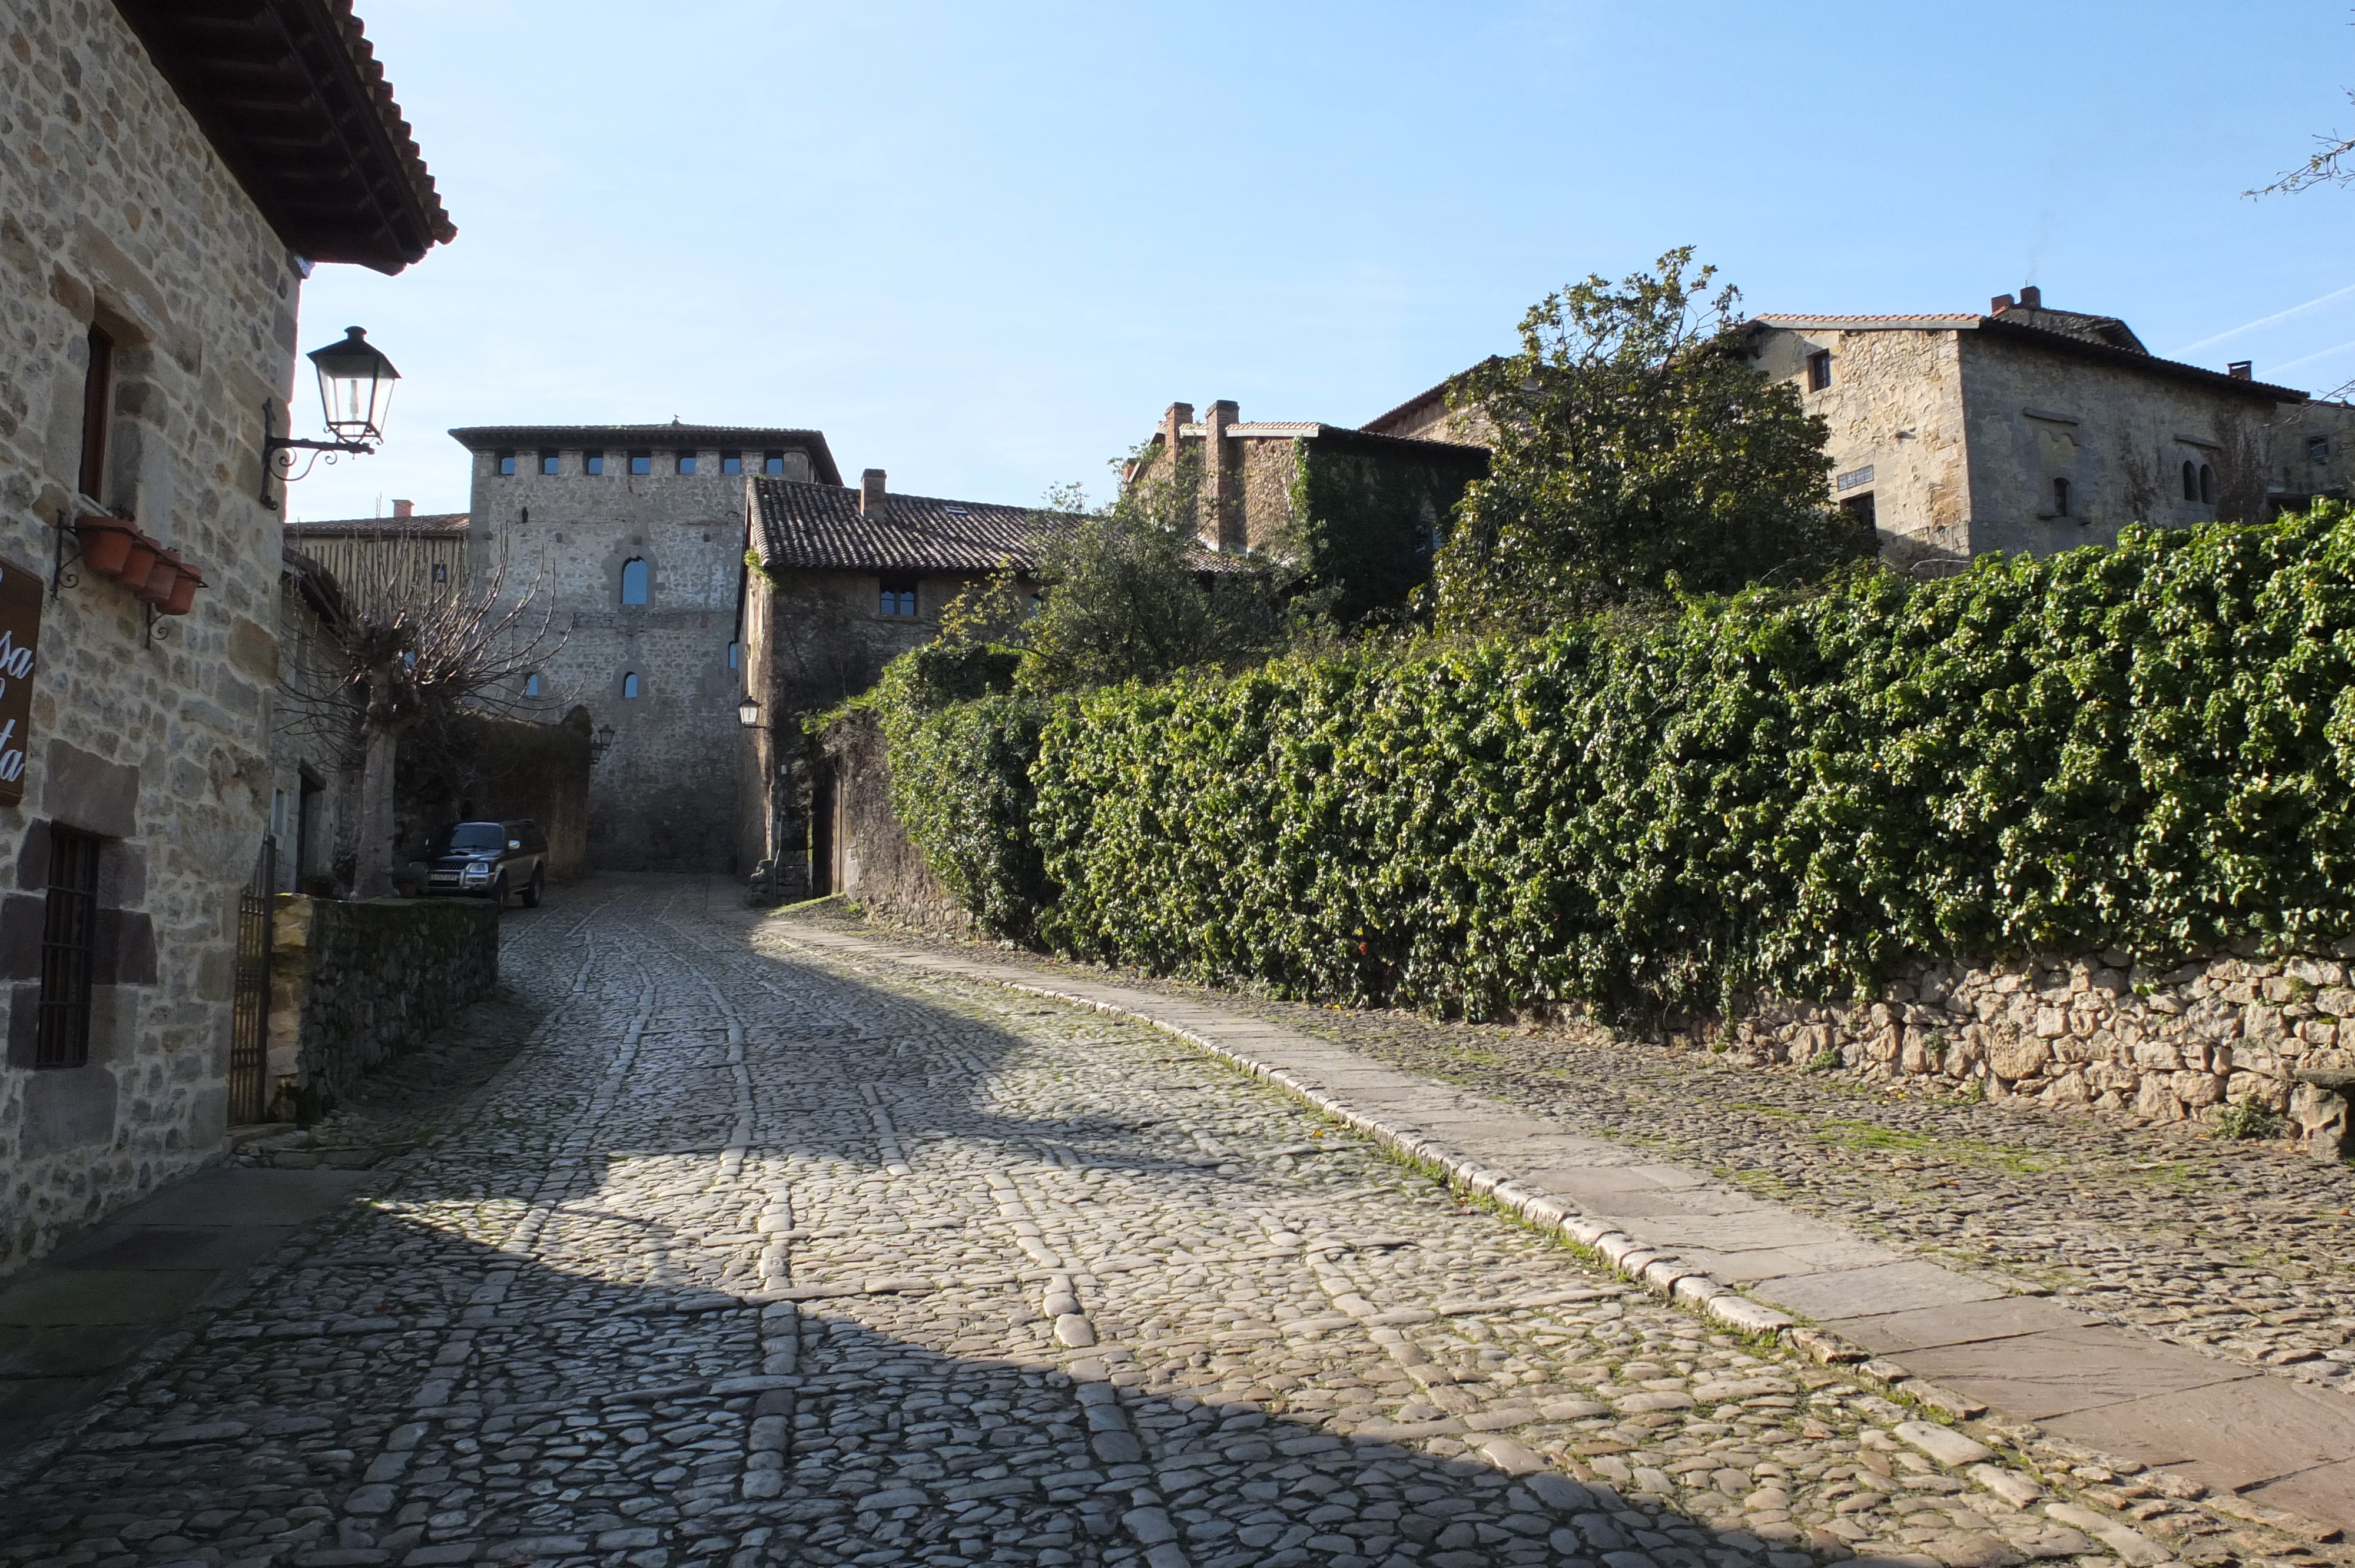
[277,535,559,898]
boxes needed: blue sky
[291,0,2355,521]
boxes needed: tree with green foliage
[1429,247,1870,631]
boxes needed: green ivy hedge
[871,508,2355,1021]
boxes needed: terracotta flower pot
[75,516,137,577]
[160,562,203,616]
[116,536,158,587]
[132,551,180,605]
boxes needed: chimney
[392,498,414,518]
[2228,360,2253,380]
[2018,285,2042,310]
[1160,401,1194,452]
[860,469,887,513]
[1989,293,2015,315]
[1206,399,1243,552]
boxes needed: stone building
[447,423,839,872]
[0,0,449,1274]
[285,497,471,617]
[738,469,1049,891]
[1121,401,1488,621]
[267,546,364,897]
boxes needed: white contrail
[2174,282,2355,353]
[2267,335,2355,374]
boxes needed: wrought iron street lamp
[261,326,400,509]
[589,722,617,765]
[737,696,763,729]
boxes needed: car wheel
[522,872,543,909]
[491,873,509,908]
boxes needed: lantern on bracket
[261,326,401,509]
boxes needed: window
[36,825,102,1069]
[620,557,649,605]
[585,451,606,475]
[2199,464,2215,504]
[2310,434,2332,465]
[763,451,787,476]
[523,672,541,697]
[78,324,114,501]
[722,452,744,475]
[539,451,560,476]
[1806,349,1833,392]
[497,450,518,477]
[727,641,739,670]
[622,672,640,699]
[1839,492,1877,539]
[2052,477,2071,518]
[879,574,918,616]
[629,451,652,476]
[676,453,698,475]
[432,562,449,583]
[2182,460,2199,500]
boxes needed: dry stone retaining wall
[1729,948,2355,1149]
[266,895,499,1122]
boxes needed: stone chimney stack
[2228,361,2253,380]
[1160,402,1194,455]
[860,469,887,514]
[392,498,414,518]
[1205,399,1242,552]
[2018,285,2042,309]
[1990,293,2014,315]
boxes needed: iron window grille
[35,824,102,1069]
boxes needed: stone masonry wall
[266,895,499,1123]
[1,0,308,1276]
[1727,948,2355,1151]
[817,709,967,933]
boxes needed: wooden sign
[0,556,42,805]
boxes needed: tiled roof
[1752,314,1985,330]
[288,512,469,535]
[1749,314,2307,401]
[1167,420,1489,458]
[449,424,842,485]
[751,480,1056,573]
[112,0,453,273]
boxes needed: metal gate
[228,838,276,1126]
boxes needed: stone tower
[449,423,840,871]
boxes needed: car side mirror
[508,840,522,849]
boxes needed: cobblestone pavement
[2,880,2339,1568]
[791,907,2355,1400]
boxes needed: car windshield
[432,823,506,855]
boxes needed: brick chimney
[2018,285,2042,309]
[860,469,887,514]
[1990,293,2014,315]
[392,498,414,518]
[1160,401,1194,453]
[2228,361,2253,380]
[1206,399,1242,552]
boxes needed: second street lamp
[261,325,401,509]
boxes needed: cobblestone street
[0,879,2334,1568]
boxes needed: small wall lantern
[737,696,763,729]
[261,325,401,509]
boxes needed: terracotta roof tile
[288,512,470,535]
[751,481,1053,573]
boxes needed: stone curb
[770,925,2353,1550]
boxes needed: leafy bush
[877,507,2355,1022]
[2213,1099,2287,1140]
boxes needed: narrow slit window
[2199,464,2215,504]
[621,557,649,605]
[727,641,740,670]
[79,324,114,501]
[622,672,640,699]
[36,825,102,1069]
[2052,477,2071,517]
[2182,460,2198,500]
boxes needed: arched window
[523,673,541,697]
[727,641,739,670]
[2199,464,2215,504]
[622,672,640,699]
[621,557,649,605]
[2052,477,2071,519]
[2182,460,2198,500]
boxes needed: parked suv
[424,819,548,907]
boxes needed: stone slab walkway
[762,919,2355,1535]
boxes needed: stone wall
[812,710,968,932]
[0,0,310,1277]
[1726,948,2355,1152]
[265,895,499,1122]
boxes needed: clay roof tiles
[287,512,470,536]
[751,480,1055,573]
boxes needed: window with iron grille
[36,825,102,1069]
